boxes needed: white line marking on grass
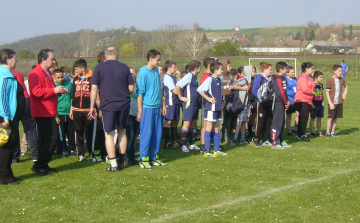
[151,168,360,223]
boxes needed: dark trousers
[271,101,285,145]
[73,111,93,157]
[33,117,59,169]
[58,115,75,153]
[295,102,312,137]
[255,103,273,142]
[0,116,17,184]
[221,108,232,141]
[126,115,140,160]
[13,98,38,160]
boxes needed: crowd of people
[0,47,349,185]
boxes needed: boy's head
[49,59,58,73]
[73,59,87,76]
[210,61,223,75]
[185,65,189,72]
[229,68,237,80]
[275,61,287,75]
[53,69,64,85]
[146,49,161,68]
[203,57,217,69]
[97,51,105,63]
[260,63,272,77]
[129,66,137,77]
[237,66,245,78]
[341,60,345,64]
[188,60,202,74]
[286,66,295,78]
[60,66,71,75]
[158,65,163,75]
[164,60,177,75]
[180,71,187,78]
[313,71,323,83]
[333,64,342,78]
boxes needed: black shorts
[286,104,296,114]
[311,105,324,118]
[165,104,180,121]
[328,103,343,119]
[101,106,130,132]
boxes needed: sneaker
[32,159,37,163]
[325,133,331,138]
[200,145,205,154]
[69,150,77,156]
[281,142,291,148]
[181,145,189,152]
[128,158,139,165]
[92,156,103,162]
[298,135,310,142]
[189,144,201,150]
[204,152,217,157]
[287,131,295,136]
[173,141,180,147]
[262,140,272,146]
[240,140,251,145]
[272,144,284,149]
[78,155,85,161]
[230,139,237,146]
[106,166,119,172]
[21,152,31,158]
[310,132,317,137]
[139,159,152,170]
[150,160,168,166]
[331,134,339,137]
[61,152,68,158]
[214,151,228,156]
[31,167,53,176]
[253,138,260,147]
[318,132,325,137]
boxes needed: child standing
[197,61,227,157]
[271,62,291,149]
[285,66,299,136]
[53,69,74,158]
[325,65,348,138]
[310,71,325,137]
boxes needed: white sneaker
[181,145,189,152]
[190,144,201,150]
[79,155,85,161]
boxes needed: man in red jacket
[28,49,68,176]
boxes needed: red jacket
[12,70,30,98]
[28,63,58,117]
[294,73,315,105]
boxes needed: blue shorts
[204,110,222,122]
[101,106,129,132]
[165,104,180,121]
[182,104,199,121]
[311,105,324,118]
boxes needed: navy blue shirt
[197,76,222,111]
[163,74,180,106]
[91,60,134,111]
[177,72,199,106]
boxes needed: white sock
[110,158,118,167]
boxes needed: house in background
[235,26,241,32]
[306,41,353,54]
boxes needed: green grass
[2,58,360,222]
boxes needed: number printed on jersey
[293,87,296,93]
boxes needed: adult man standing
[28,49,68,176]
[89,47,134,172]
[339,60,348,78]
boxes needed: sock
[189,128,195,145]
[192,129,197,145]
[234,134,238,141]
[214,133,220,152]
[110,158,118,167]
[326,132,330,135]
[205,131,211,152]
[331,131,335,135]
[163,127,170,144]
[240,134,246,141]
[180,129,188,146]
[171,127,178,143]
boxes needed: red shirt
[294,73,315,105]
[12,70,30,98]
[28,63,58,117]
[200,73,210,84]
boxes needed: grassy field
[2,57,360,222]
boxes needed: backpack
[247,82,255,102]
[257,75,275,103]
[225,90,245,115]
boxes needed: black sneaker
[240,140,251,145]
[331,134,339,138]
[106,166,119,172]
[253,138,260,147]
[31,167,53,176]
[325,133,331,138]
[298,135,310,142]
[310,132,317,137]
[21,152,31,158]
[230,139,237,146]
[129,158,139,165]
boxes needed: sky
[2,0,359,44]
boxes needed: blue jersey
[163,74,180,106]
[177,72,199,107]
[197,76,222,111]
[285,76,297,105]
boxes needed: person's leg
[117,128,127,168]
[263,105,272,142]
[316,117,322,135]
[310,118,315,133]
[149,108,162,161]
[298,103,311,137]
[0,118,16,184]
[213,121,221,152]
[67,116,76,154]
[11,117,21,162]
[20,133,28,154]
[58,115,67,153]
[205,118,213,153]
[21,98,38,159]
[163,120,171,147]
[84,112,94,157]
[170,120,179,144]
[271,103,281,146]
[331,118,337,133]
[126,116,135,160]
[326,117,333,134]
[222,109,231,142]
[139,108,153,161]
[286,113,292,131]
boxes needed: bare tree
[79,29,95,57]
[158,24,184,59]
[183,24,206,60]
[52,34,78,57]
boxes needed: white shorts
[204,110,222,122]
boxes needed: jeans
[126,115,140,160]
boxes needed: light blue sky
[2,0,359,44]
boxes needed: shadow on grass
[337,128,359,136]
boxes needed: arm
[326,90,334,110]
[1,78,11,127]
[251,76,261,97]
[136,96,143,122]
[28,72,65,98]
[129,85,134,94]
[197,90,216,104]
[88,84,98,119]
[197,78,215,103]
[298,76,314,95]
[342,85,348,100]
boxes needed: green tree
[201,33,208,43]
[119,43,138,57]
[208,40,240,56]
[17,49,35,58]
[308,30,316,41]
[294,31,302,40]
[349,24,353,39]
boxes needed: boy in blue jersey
[162,60,182,149]
[285,66,299,136]
[176,60,202,152]
[197,61,227,157]
[136,49,167,169]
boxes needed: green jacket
[55,80,72,117]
